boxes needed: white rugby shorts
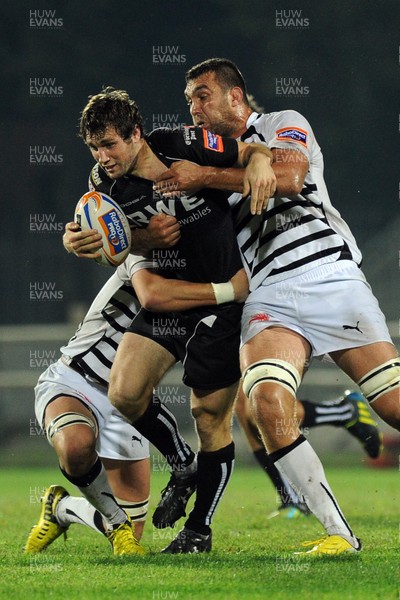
[241,261,392,359]
[35,359,149,461]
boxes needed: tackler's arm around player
[270,148,309,196]
[154,147,308,214]
[131,266,249,313]
[154,141,276,216]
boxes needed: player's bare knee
[109,392,148,423]
[46,411,98,472]
[55,433,97,477]
[248,387,277,432]
[108,377,151,419]
[108,384,127,412]
[193,407,232,448]
[243,360,301,428]
[192,403,226,426]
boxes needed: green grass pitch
[0,465,398,600]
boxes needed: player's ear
[230,86,244,107]
[132,125,142,140]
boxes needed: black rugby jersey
[89,127,243,283]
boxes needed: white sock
[274,436,357,546]
[280,473,303,505]
[61,458,126,529]
[56,496,106,534]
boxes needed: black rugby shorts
[126,304,242,390]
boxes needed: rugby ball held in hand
[74,191,132,267]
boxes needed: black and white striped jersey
[229,111,362,291]
[60,255,152,386]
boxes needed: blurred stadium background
[1,0,399,468]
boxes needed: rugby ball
[74,191,131,267]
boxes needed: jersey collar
[246,112,261,129]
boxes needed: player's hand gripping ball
[74,191,132,267]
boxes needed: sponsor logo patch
[276,127,308,147]
[203,129,224,152]
[249,313,271,325]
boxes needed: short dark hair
[79,87,143,140]
[185,58,249,106]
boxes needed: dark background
[1,0,399,325]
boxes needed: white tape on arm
[211,281,235,304]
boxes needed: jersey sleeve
[117,253,158,282]
[146,127,239,168]
[268,110,312,158]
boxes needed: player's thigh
[109,332,176,399]
[44,395,95,426]
[330,341,398,381]
[240,326,311,375]
[102,457,150,501]
[44,395,97,446]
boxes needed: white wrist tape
[211,281,235,304]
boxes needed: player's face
[86,126,140,179]
[185,72,238,137]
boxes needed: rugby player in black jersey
[68,87,275,554]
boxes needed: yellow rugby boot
[294,535,362,556]
[105,515,146,556]
[24,485,69,554]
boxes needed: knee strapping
[358,358,400,403]
[46,412,98,446]
[115,496,150,521]
[242,359,301,399]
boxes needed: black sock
[302,397,355,429]
[60,456,102,487]
[185,442,235,535]
[134,397,195,469]
[253,448,293,506]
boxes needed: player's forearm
[139,280,217,312]
[198,143,274,194]
[201,151,308,197]
[133,272,241,312]
[198,166,247,192]
[238,142,273,168]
